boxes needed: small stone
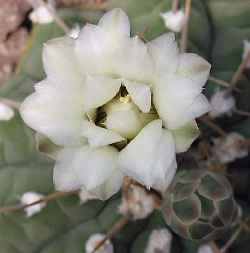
[85,233,113,253]
[145,228,172,253]
[20,192,46,217]
[209,90,235,118]
[160,10,186,32]
[213,132,248,163]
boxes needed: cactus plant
[162,170,240,241]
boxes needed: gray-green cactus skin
[162,170,240,241]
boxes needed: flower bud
[21,192,46,217]
[160,10,186,32]
[0,102,14,121]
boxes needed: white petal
[81,120,124,147]
[43,37,83,88]
[171,120,200,153]
[20,79,85,146]
[124,80,151,113]
[153,75,210,129]
[98,8,130,37]
[0,102,14,121]
[82,75,121,111]
[75,24,119,76]
[54,145,119,191]
[118,120,177,191]
[53,147,83,191]
[80,169,124,201]
[147,33,179,75]
[177,53,211,87]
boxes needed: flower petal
[82,75,121,111]
[43,37,83,88]
[20,79,85,146]
[153,75,210,129]
[81,120,125,147]
[75,24,119,76]
[124,80,151,113]
[147,33,179,76]
[118,119,177,192]
[79,169,124,201]
[177,53,211,87]
[98,8,130,37]
[171,120,200,153]
[54,145,119,191]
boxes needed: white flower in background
[213,132,248,163]
[85,233,113,253]
[68,24,81,39]
[29,0,55,24]
[145,228,172,253]
[242,40,250,68]
[20,8,211,200]
[0,102,14,121]
[197,244,214,253]
[20,192,46,217]
[160,10,186,32]
[209,90,235,118]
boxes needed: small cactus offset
[162,170,240,241]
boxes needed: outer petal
[147,33,179,76]
[124,80,151,113]
[118,120,177,192]
[171,120,200,153]
[98,8,130,37]
[177,53,211,88]
[81,120,124,147]
[20,79,84,146]
[114,36,153,82]
[153,75,210,129]
[75,24,119,75]
[54,145,119,191]
[79,169,124,201]
[43,37,83,88]
[82,75,121,111]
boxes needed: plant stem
[172,0,179,12]
[180,0,192,53]
[0,190,78,214]
[220,226,243,253]
[91,216,129,253]
[208,76,241,92]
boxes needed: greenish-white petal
[54,145,119,191]
[81,120,124,147]
[118,120,177,192]
[177,53,211,87]
[124,80,151,113]
[82,75,121,111]
[153,75,210,129]
[20,79,85,146]
[147,33,179,76]
[43,37,83,88]
[171,120,200,153]
[98,8,130,37]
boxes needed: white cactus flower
[243,40,250,68]
[160,10,186,32]
[0,102,15,121]
[20,192,46,217]
[85,233,113,253]
[209,90,235,118]
[20,8,210,199]
[145,228,172,253]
